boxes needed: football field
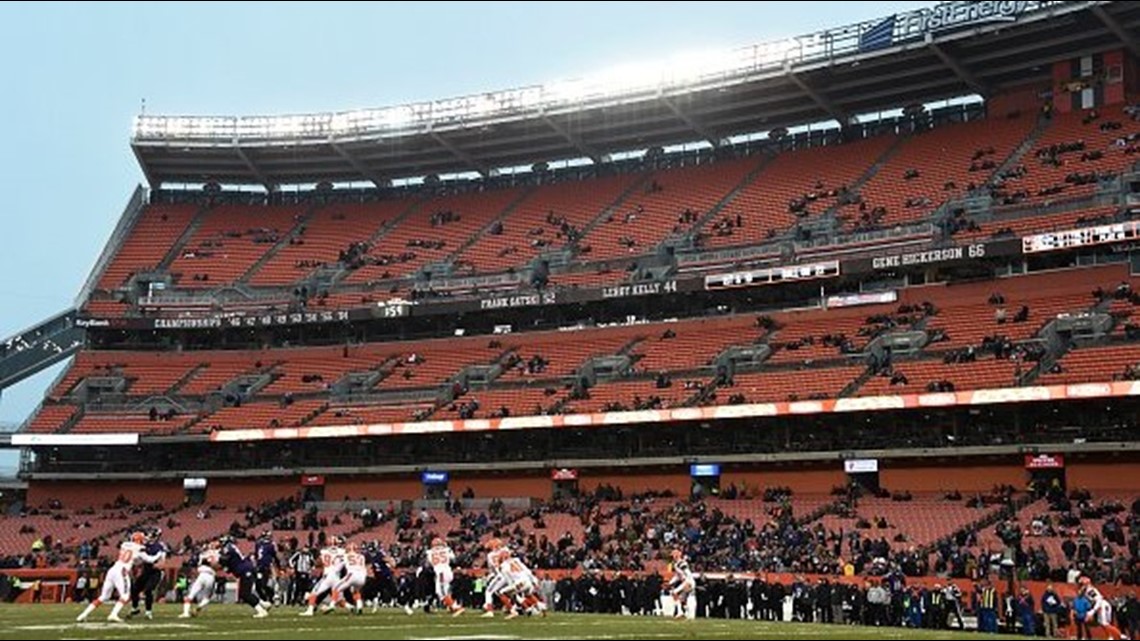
[1,605,1036,640]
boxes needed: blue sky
[0,1,934,469]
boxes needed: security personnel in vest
[927,583,944,629]
[977,578,999,633]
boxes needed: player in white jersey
[667,548,695,619]
[498,551,544,619]
[481,539,514,618]
[329,542,368,614]
[426,537,464,616]
[300,537,346,616]
[77,532,154,622]
[1081,576,1126,639]
[179,541,222,618]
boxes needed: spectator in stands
[1118,364,1140,381]
[995,307,1007,324]
[1125,322,1140,340]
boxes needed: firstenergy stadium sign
[896,2,1032,39]
[863,2,1054,52]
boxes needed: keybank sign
[896,1,1031,40]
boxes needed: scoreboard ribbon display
[1022,222,1140,254]
[705,261,840,291]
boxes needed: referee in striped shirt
[288,548,315,606]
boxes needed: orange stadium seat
[167,204,308,288]
[847,115,1036,229]
[249,199,419,287]
[96,204,200,291]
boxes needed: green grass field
[0,604,1036,640]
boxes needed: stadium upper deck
[82,99,1140,325]
[58,0,1135,327]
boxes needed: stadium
[1,0,1139,638]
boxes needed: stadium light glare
[133,115,162,138]
[592,61,659,96]
[341,110,375,132]
[299,114,328,135]
[279,116,306,137]
[167,117,193,138]
[380,106,415,128]
[469,95,499,118]
[548,46,746,106]
[430,96,463,123]
[546,79,590,105]
[752,38,801,68]
[667,49,739,85]
[329,112,353,135]
[517,87,543,109]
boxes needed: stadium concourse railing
[21,441,1140,481]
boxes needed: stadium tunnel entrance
[421,470,449,500]
[844,458,881,493]
[689,463,721,499]
[300,474,325,502]
[550,467,579,500]
[183,477,207,505]
[1025,453,1066,495]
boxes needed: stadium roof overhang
[131,1,1139,188]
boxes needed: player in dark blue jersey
[362,541,398,612]
[254,530,280,605]
[219,536,270,618]
[129,528,169,619]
